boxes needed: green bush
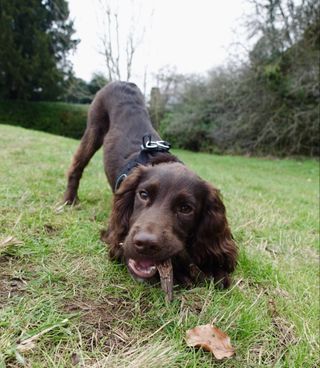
[160,112,216,152]
[0,100,88,139]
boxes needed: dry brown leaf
[186,324,235,360]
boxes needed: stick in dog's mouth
[156,258,173,303]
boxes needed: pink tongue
[136,260,155,269]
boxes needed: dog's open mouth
[128,258,157,279]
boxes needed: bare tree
[98,0,147,81]
[154,66,186,106]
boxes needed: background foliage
[0,0,78,101]
[0,0,318,156]
[152,0,319,156]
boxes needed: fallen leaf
[186,324,235,360]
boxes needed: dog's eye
[178,204,193,214]
[138,190,149,200]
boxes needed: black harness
[114,135,172,191]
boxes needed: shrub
[0,100,88,139]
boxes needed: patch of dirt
[43,223,59,235]
[237,278,290,301]
[63,295,153,351]
[180,292,207,315]
[0,269,28,306]
[31,223,60,238]
[268,299,297,345]
[267,298,298,364]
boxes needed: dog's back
[64,81,160,203]
[85,81,147,136]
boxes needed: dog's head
[106,162,237,286]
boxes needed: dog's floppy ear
[190,182,237,288]
[105,166,144,261]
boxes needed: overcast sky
[68,0,252,88]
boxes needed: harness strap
[114,135,171,191]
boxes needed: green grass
[0,124,318,367]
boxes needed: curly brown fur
[105,163,237,287]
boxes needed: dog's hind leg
[63,103,109,204]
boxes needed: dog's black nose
[133,232,158,252]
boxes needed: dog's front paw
[213,270,231,289]
[63,191,79,205]
[100,228,109,243]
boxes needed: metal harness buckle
[114,135,172,191]
[141,134,171,151]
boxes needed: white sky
[68,0,252,89]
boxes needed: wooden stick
[157,259,173,303]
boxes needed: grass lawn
[0,124,318,367]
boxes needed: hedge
[0,100,88,139]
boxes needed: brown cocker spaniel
[64,81,237,288]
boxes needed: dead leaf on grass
[186,324,235,360]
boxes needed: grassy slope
[0,125,318,367]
